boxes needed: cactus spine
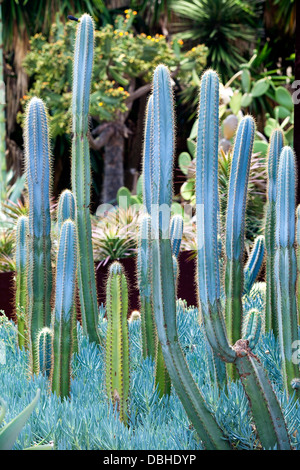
[71,14,103,346]
[51,220,78,398]
[225,115,255,349]
[105,261,130,424]
[24,97,53,374]
[265,129,284,333]
[57,189,78,354]
[15,215,29,349]
[274,146,299,398]
[37,327,53,377]
[243,235,265,295]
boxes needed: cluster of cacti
[105,261,130,424]
[139,66,294,450]
[7,10,299,448]
[12,14,103,399]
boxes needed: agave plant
[92,205,140,266]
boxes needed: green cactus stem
[37,327,53,378]
[24,97,53,374]
[15,215,29,350]
[274,146,300,398]
[57,189,78,354]
[265,129,284,333]
[71,13,103,346]
[51,220,78,398]
[137,213,156,360]
[105,261,130,425]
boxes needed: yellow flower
[125,31,129,35]
[178,39,184,45]
[124,9,128,13]
[133,11,137,15]
[118,86,124,91]
[147,35,151,40]
[119,32,124,36]
[192,47,196,52]
[98,102,103,106]
[126,14,130,19]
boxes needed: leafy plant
[171,0,262,80]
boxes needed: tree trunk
[102,129,124,204]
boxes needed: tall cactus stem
[243,235,265,295]
[137,213,156,360]
[15,215,29,350]
[24,97,53,374]
[274,146,299,398]
[51,220,78,398]
[105,262,130,425]
[71,14,103,346]
[57,189,78,354]
[265,129,284,333]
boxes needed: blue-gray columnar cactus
[224,115,255,348]
[265,129,284,333]
[274,146,299,399]
[71,14,103,346]
[51,220,78,398]
[24,97,53,374]
[143,66,291,450]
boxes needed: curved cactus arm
[24,97,53,373]
[233,340,291,450]
[243,235,265,295]
[195,70,235,363]
[265,129,284,333]
[0,389,40,450]
[51,220,78,398]
[274,146,299,398]
[142,94,154,215]
[170,214,184,258]
[137,214,157,359]
[105,262,130,425]
[15,215,29,350]
[225,115,255,346]
[71,14,103,346]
